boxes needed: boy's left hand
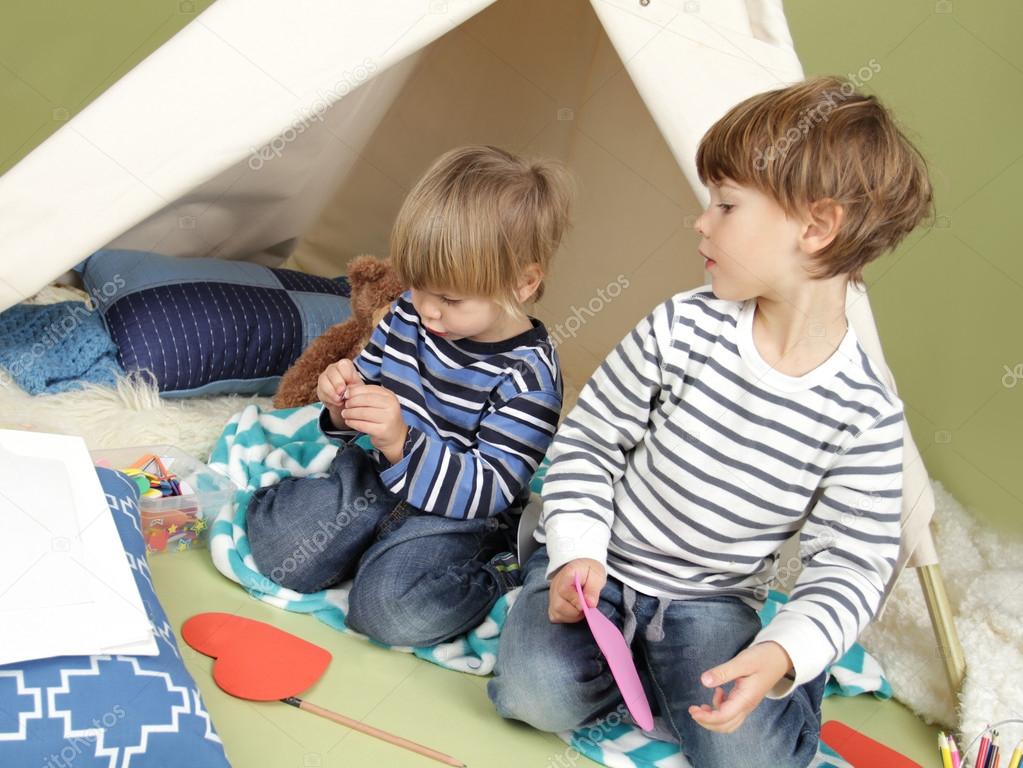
[688,641,793,733]
[341,384,408,464]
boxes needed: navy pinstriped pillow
[82,250,351,397]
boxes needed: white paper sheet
[0,430,156,665]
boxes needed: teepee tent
[0,0,960,692]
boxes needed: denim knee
[346,514,506,647]
[670,674,824,768]
[347,563,501,647]
[246,498,335,593]
[245,445,400,593]
[256,545,336,593]
[346,577,445,647]
[488,551,619,733]
[488,645,601,733]
[677,719,821,768]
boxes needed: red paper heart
[821,720,922,768]
[182,612,332,701]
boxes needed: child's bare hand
[688,641,793,733]
[548,558,606,623]
[317,360,363,427]
[341,384,408,463]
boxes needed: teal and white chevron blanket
[207,404,887,768]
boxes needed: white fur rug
[0,372,268,461]
[860,480,1023,751]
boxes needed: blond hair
[390,145,573,312]
[696,76,933,285]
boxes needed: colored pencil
[990,744,1001,768]
[281,696,465,767]
[990,733,1001,768]
[1007,740,1022,768]
[978,730,993,768]
[939,732,952,768]
[948,734,961,768]
[986,734,1000,768]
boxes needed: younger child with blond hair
[247,145,573,647]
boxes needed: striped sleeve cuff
[376,426,425,490]
[752,612,835,699]
[542,513,612,579]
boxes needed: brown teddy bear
[273,255,406,409]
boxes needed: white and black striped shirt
[537,286,903,696]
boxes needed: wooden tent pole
[917,562,966,696]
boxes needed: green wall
[0,0,214,175]
[2,1,1020,534]
[788,0,1023,535]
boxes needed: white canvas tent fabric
[0,0,936,593]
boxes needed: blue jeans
[488,547,825,768]
[246,444,516,646]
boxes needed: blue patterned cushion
[0,467,231,768]
[82,249,352,397]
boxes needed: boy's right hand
[317,359,363,429]
[548,558,606,623]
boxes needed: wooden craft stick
[281,696,465,767]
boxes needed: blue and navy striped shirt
[537,285,904,697]
[321,291,562,519]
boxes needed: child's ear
[515,264,544,303]
[799,199,845,255]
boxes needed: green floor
[150,548,941,768]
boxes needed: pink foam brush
[574,573,654,731]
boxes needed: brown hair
[696,76,933,285]
[390,145,573,313]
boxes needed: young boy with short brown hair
[489,76,932,768]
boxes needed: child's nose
[694,210,709,237]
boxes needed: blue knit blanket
[0,301,122,394]
[208,404,886,768]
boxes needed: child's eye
[717,203,735,213]
[441,297,461,306]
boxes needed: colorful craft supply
[979,730,994,768]
[573,572,654,731]
[108,453,185,500]
[819,721,922,768]
[939,732,953,768]
[97,450,212,554]
[132,474,150,495]
[960,722,1023,768]
[182,613,465,767]
[1007,740,1022,768]
[949,734,961,768]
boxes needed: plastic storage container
[90,444,236,555]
